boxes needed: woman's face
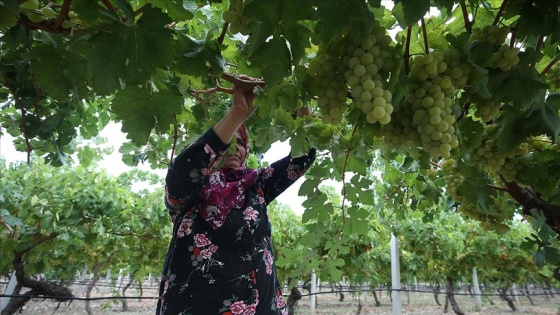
[223,135,247,168]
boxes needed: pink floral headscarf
[200,125,261,229]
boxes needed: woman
[157,79,316,315]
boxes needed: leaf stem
[421,18,429,54]
[460,2,472,33]
[404,26,412,75]
[492,0,508,26]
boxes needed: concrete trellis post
[472,267,483,312]
[0,271,17,313]
[74,265,88,298]
[391,234,402,315]
[310,269,317,315]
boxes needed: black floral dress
[157,128,316,315]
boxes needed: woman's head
[223,124,250,168]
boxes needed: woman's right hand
[231,75,258,121]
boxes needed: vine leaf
[111,87,183,145]
[392,0,430,28]
[486,66,549,110]
[0,0,19,29]
[28,45,89,101]
[175,35,226,78]
[88,6,175,93]
[146,0,197,21]
[316,0,373,42]
[250,37,291,86]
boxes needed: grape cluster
[408,52,461,158]
[440,159,465,200]
[308,43,349,125]
[308,20,397,125]
[470,131,527,182]
[490,45,520,71]
[470,94,502,122]
[222,0,250,35]
[343,21,396,125]
[468,25,511,47]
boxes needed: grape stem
[460,2,472,33]
[404,26,412,74]
[421,18,429,54]
[492,0,508,27]
[54,0,72,29]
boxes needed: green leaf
[392,0,430,28]
[28,45,89,101]
[0,0,19,29]
[316,0,373,43]
[112,87,183,145]
[175,35,226,78]
[88,6,175,92]
[147,0,196,21]
[486,66,549,110]
[250,37,291,87]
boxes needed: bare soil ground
[9,287,559,315]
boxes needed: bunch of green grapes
[490,45,520,71]
[343,21,396,125]
[308,44,349,125]
[440,159,465,200]
[546,62,560,89]
[471,138,509,172]
[405,52,460,158]
[471,134,528,182]
[473,97,502,122]
[222,0,250,35]
[468,25,511,47]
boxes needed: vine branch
[540,55,559,76]
[492,0,508,26]
[218,22,229,45]
[460,2,472,33]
